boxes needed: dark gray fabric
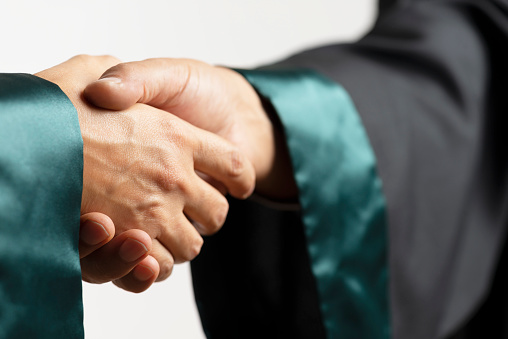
[192,198,326,339]
[378,0,403,14]
[264,0,508,338]
[448,235,508,338]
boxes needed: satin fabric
[0,74,84,338]
[270,2,508,337]
[237,69,390,339]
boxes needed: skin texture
[84,58,297,200]
[36,56,255,291]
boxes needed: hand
[79,212,159,293]
[84,58,297,200]
[36,56,255,283]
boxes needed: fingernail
[80,220,110,245]
[97,77,122,84]
[133,264,155,281]
[119,238,148,262]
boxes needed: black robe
[191,1,508,338]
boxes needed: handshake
[35,55,297,293]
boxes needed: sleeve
[191,1,508,339]
[0,74,84,338]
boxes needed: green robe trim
[0,74,84,338]
[236,69,390,339]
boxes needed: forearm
[0,73,84,337]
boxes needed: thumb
[84,58,202,111]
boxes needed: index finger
[192,127,256,199]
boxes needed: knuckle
[226,147,247,179]
[196,196,229,235]
[72,54,92,61]
[135,201,167,237]
[225,149,255,198]
[192,236,204,257]
[154,166,190,194]
[157,118,190,151]
[162,118,188,144]
[99,54,121,65]
[156,256,174,282]
[211,197,229,233]
[71,54,120,72]
[227,148,245,178]
[181,235,203,262]
[70,54,94,68]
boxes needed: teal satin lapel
[0,74,84,338]
[237,69,390,339]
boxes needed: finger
[193,129,255,199]
[84,58,198,111]
[184,176,229,235]
[79,212,114,259]
[150,240,176,282]
[156,215,203,265]
[113,255,159,293]
[81,229,153,284]
[196,170,228,196]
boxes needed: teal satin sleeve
[0,74,84,338]
[236,69,390,339]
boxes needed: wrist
[251,95,298,201]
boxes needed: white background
[0,1,376,338]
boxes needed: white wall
[0,1,376,338]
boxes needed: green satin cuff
[0,74,84,338]
[236,69,390,339]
